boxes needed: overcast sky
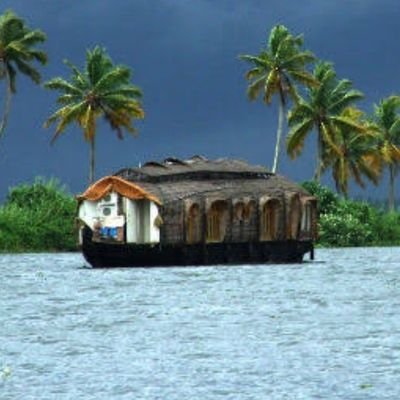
[0,0,399,200]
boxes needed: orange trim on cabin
[76,176,161,205]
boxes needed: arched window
[287,194,301,239]
[207,200,228,242]
[234,202,245,222]
[187,203,202,243]
[301,198,317,238]
[260,198,281,241]
[243,200,256,221]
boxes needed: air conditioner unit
[97,192,118,217]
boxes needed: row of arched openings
[186,195,314,244]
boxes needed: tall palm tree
[369,96,400,210]
[0,9,47,136]
[322,107,380,197]
[44,46,144,183]
[240,24,317,173]
[286,61,364,181]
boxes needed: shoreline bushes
[0,178,77,252]
[303,181,400,247]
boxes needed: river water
[1,248,399,400]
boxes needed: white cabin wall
[150,201,160,243]
[80,195,160,245]
[125,198,139,243]
[137,200,150,243]
[125,199,160,244]
[78,200,98,229]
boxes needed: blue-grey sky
[1,0,399,199]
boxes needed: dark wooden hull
[81,227,314,268]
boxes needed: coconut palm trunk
[272,97,285,173]
[89,136,96,184]
[0,67,12,137]
[313,128,323,182]
[389,164,396,211]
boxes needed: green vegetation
[0,9,47,136]
[286,61,365,182]
[303,181,400,247]
[44,46,144,184]
[369,96,400,211]
[241,25,400,208]
[0,178,77,252]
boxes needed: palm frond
[13,57,41,83]
[44,77,83,95]
[103,85,143,98]
[55,93,83,105]
[17,29,46,47]
[86,46,113,85]
[263,70,279,104]
[288,101,313,126]
[244,67,264,81]
[331,115,366,133]
[268,24,290,56]
[45,101,86,141]
[388,117,400,138]
[246,74,267,101]
[282,50,316,69]
[94,66,131,92]
[289,70,319,88]
[64,59,89,90]
[27,49,47,64]
[329,89,364,114]
[286,118,314,158]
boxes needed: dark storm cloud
[0,0,399,200]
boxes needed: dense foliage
[303,181,400,247]
[0,178,77,252]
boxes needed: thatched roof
[110,156,309,205]
[115,155,270,182]
[77,176,162,204]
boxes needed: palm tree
[44,46,144,183]
[369,96,400,210]
[322,107,380,197]
[0,9,47,136]
[240,24,317,173]
[286,61,364,182]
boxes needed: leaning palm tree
[240,24,317,173]
[369,96,400,210]
[0,9,47,136]
[322,107,380,197]
[286,61,364,182]
[44,46,144,183]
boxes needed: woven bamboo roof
[110,156,309,205]
[115,156,270,182]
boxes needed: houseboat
[77,156,317,267]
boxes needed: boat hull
[81,227,314,268]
